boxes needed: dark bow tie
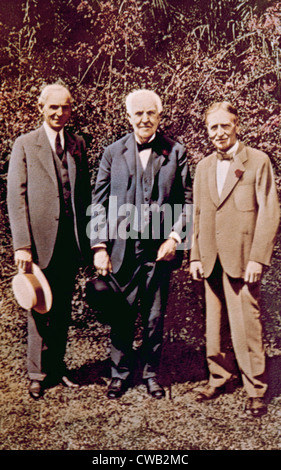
[216,150,233,161]
[137,140,155,152]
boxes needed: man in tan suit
[190,102,280,417]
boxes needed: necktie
[137,140,154,152]
[55,132,64,159]
[216,150,233,161]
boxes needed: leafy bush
[1,0,280,265]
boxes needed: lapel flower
[162,149,169,156]
[235,169,244,178]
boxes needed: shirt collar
[135,133,156,145]
[43,121,65,152]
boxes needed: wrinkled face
[39,89,71,131]
[127,93,161,143]
[206,109,239,152]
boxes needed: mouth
[52,119,64,125]
[216,139,228,145]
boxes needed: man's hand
[93,248,112,277]
[156,238,177,262]
[244,261,263,284]
[14,249,32,273]
[190,261,204,281]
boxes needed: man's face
[206,109,239,152]
[39,89,71,131]
[127,93,161,143]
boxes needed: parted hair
[205,101,239,123]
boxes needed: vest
[134,151,154,236]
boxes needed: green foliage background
[1,0,281,363]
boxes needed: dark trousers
[109,239,171,381]
[27,221,79,382]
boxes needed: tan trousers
[204,259,267,398]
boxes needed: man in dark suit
[190,102,280,416]
[90,89,192,399]
[7,83,91,398]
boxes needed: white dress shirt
[136,134,156,170]
[43,121,65,154]
[216,140,239,197]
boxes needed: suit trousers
[204,258,267,398]
[109,239,171,381]
[27,218,79,382]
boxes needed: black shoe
[107,378,126,399]
[245,397,267,417]
[29,380,43,399]
[195,384,222,402]
[146,377,165,399]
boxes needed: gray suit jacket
[91,132,192,273]
[7,125,91,269]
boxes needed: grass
[1,235,281,453]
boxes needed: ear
[38,103,44,115]
[127,113,133,125]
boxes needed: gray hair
[125,89,163,115]
[38,83,73,106]
[205,101,239,124]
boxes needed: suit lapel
[65,130,77,194]
[36,126,79,193]
[152,132,168,177]
[123,133,136,177]
[152,152,165,177]
[208,153,220,207]
[218,143,247,207]
[36,126,58,187]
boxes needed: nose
[141,112,150,122]
[217,125,225,136]
[56,106,63,116]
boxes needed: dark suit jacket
[7,125,91,269]
[190,143,280,278]
[90,131,192,273]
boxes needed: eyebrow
[209,122,232,128]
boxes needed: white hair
[125,89,163,115]
[38,84,73,106]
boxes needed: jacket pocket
[233,184,257,211]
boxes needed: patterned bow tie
[216,150,233,161]
[137,140,155,152]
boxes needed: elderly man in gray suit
[90,89,192,399]
[7,83,91,399]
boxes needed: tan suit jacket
[190,143,280,278]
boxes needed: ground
[1,235,281,453]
